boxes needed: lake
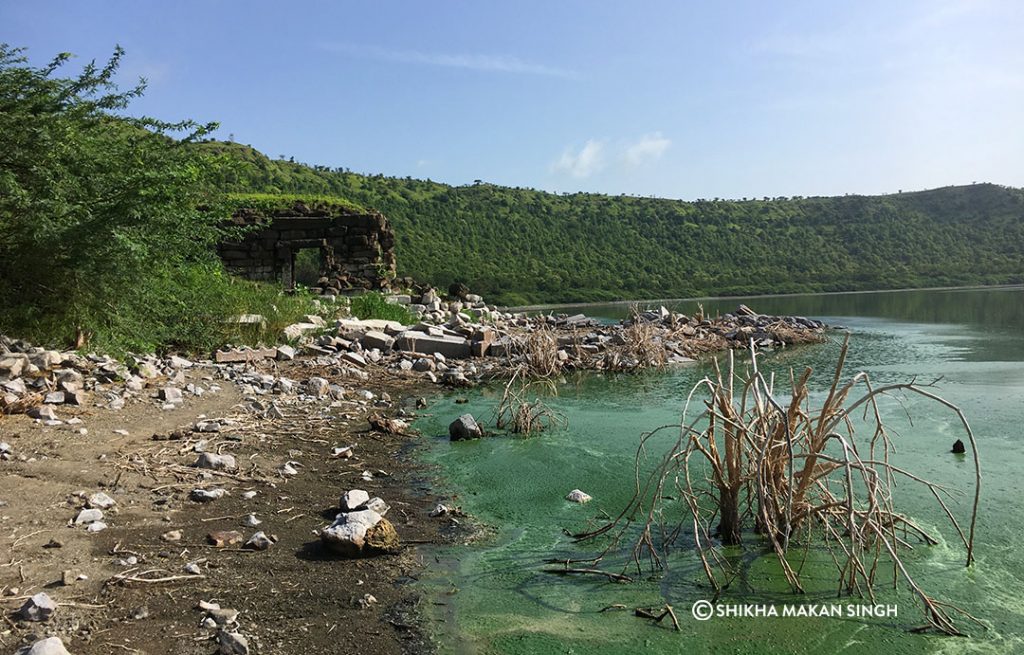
[414,286,1024,655]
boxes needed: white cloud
[319,43,578,78]
[623,132,671,167]
[551,140,606,178]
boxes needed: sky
[3,0,1023,200]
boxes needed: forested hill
[203,142,1024,306]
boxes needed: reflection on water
[417,286,1024,655]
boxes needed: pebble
[244,531,273,551]
[191,488,227,502]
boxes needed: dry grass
[512,324,564,377]
[493,368,567,435]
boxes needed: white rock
[320,509,382,554]
[217,630,250,655]
[87,492,116,509]
[19,592,56,622]
[429,504,449,517]
[341,489,370,511]
[194,452,237,470]
[74,508,104,524]
[191,488,227,502]
[565,489,593,504]
[159,387,183,403]
[14,636,70,655]
[244,531,272,551]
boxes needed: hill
[202,142,1024,306]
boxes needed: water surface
[416,286,1024,655]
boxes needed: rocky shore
[0,295,828,654]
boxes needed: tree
[0,43,229,351]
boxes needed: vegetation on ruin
[349,292,416,325]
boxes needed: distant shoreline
[508,283,1024,312]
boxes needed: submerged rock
[449,414,483,441]
[565,489,593,504]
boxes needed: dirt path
[0,361,457,654]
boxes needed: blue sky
[4,0,1022,199]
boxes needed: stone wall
[217,205,396,295]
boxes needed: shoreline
[0,299,830,653]
[508,282,1024,313]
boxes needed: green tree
[0,44,230,351]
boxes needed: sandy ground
[0,361,460,654]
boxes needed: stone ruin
[217,202,397,295]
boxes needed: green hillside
[203,142,1024,306]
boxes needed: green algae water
[415,286,1024,655]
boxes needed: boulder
[43,391,65,405]
[394,331,471,359]
[64,389,87,405]
[305,376,330,397]
[320,509,400,557]
[361,330,395,352]
[19,592,56,621]
[448,282,470,300]
[214,347,277,363]
[0,355,26,378]
[952,438,966,454]
[449,414,483,441]
[159,387,183,403]
[28,405,58,421]
[2,378,27,394]
[15,637,71,655]
[412,357,435,372]
[30,350,63,370]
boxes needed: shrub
[349,292,414,325]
